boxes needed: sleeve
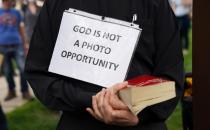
[24,0,95,113]
[138,0,184,124]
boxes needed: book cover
[119,75,176,115]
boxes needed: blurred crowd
[0,0,44,130]
[170,1,193,130]
[0,0,44,100]
[169,0,193,55]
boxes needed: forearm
[19,23,28,46]
[25,69,96,112]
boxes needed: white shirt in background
[169,0,191,17]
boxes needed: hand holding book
[107,82,129,110]
[86,75,175,125]
[86,82,139,126]
[118,75,176,115]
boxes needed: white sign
[49,8,142,87]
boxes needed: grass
[166,103,183,130]
[184,28,193,72]
[6,29,192,130]
[7,100,59,130]
[166,28,192,130]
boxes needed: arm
[24,0,96,113]
[182,0,193,19]
[87,0,184,125]
[182,0,193,7]
[19,22,27,45]
[19,22,29,54]
[138,0,184,124]
[17,9,28,51]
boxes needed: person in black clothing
[24,0,184,130]
[0,105,7,130]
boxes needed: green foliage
[7,100,59,130]
[184,28,192,72]
[167,28,192,130]
[166,103,183,130]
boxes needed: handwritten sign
[49,8,142,87]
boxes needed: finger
[98,89,106,116]
[109,94,128,110]
[101,90,112,113]
[92,96,103,120]
[102,91,117,124]
[112,81,128,94]
[86,108,97,119]
[110,110,139,126]
[114,110,139,123]
[86,108,101,121]
[109,93,128,110]
[114,109,132,118]
[107,86,128,110]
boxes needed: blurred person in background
[0,53,7,130]
[169,0,192,55]
[0,104,7,130]
[35,0,44,8]
[0,0,33,101]
[15,0,27,17]
[25,0,39,49]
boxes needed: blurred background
[0,0,192,130]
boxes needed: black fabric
[0,105,7,130]
[176,15,191,49]
[24,0,184,129]
[57,112,167,130]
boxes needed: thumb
[113,81,128,94]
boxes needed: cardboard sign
[49,8,142,87]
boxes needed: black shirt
[24,0,184,130]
